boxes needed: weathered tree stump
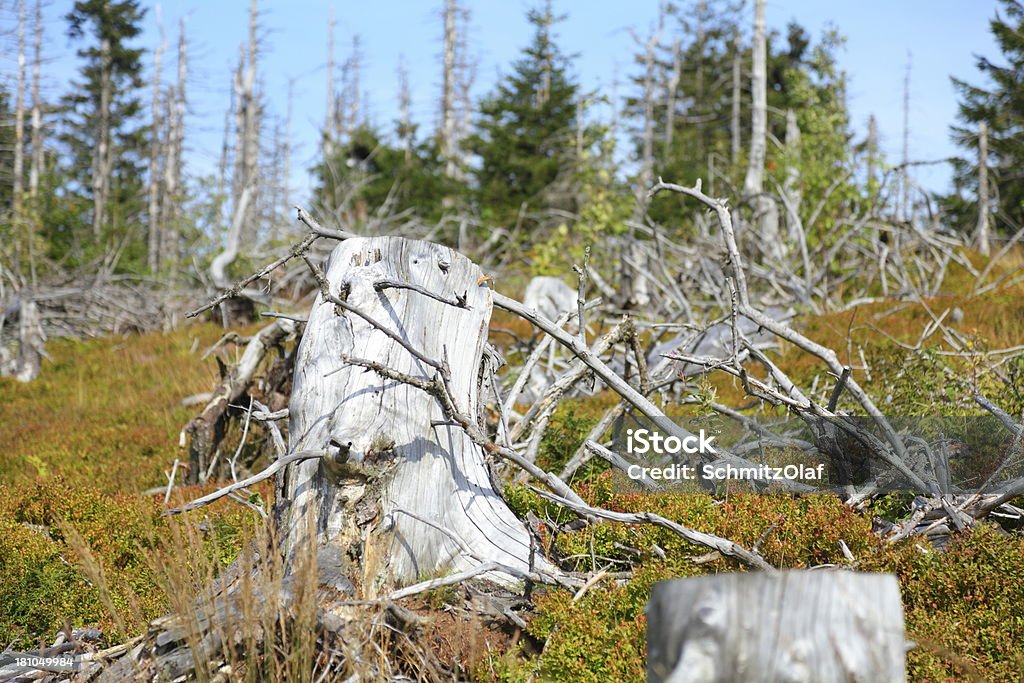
[277,236,538,597]
[646,570,906,683]
[0,298,45,382]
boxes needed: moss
[499,480,1024,681]
[0,324,267,645]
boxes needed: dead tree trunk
[975,121,990,256]
[147,14,165,273]
[900,56,912,223]
[161,20,187,280]
[783,108,802,239]
[637,27,660,193]
[397,58,413,162]
[93,37,112,238]
[323,5,336,159]
[13,0,26,218]
[277,237,539,594]
[646,571,906,682]
[730,34,741,168]
[28,0,42,204]
[440,0,458,178]
[664,39,681,151]
[0,299,45,383]
[742,0,781,259]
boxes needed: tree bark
[664,39,681,151]
[147,14,165,273]
[277,237,539,595]
[0,299,45,383]
[324,5,336,159]
[638,28,659,192]
[730,34,741,168]
[441,0,458,178]
[646,570,906,682]
[783,108,802,239]
[742,0,766,199]
[93,37,112,238]
[161,20,187,280]
[13,0,26,217]
[28,0,42,203]
[397,59,413,162]
[742,0,781,258]
[900,56,911,223]
[975,121,990,256]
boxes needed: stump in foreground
[278,236,538,596]
[646,570,906,683]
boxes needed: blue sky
[21,0,1003,201]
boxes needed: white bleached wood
[281,236,540,595]
[647,571,906,683]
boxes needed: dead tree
[13,0,26,218]
[866,114,879,192]
[742,0,781,259]
[343,35,362,137]
[900,55,911,223]
[663,38,681,151]
[239,0,261,241]
[647,571,906,682]
[92,36,112,238]
[397,58,414,162]
[783,108,802,239]
[440,0,458,177]
[635,23,661,192]
[212,1,260,312]
[277,237,549,589]
[161,20,187,280]
[730,32,741,167]
[28,0,43,204]
[0,299,45,382]
[323,5,336,158]
[147,11,166,273]
[975,121,990,256]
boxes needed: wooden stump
[0,299,45,382]
[646,570,906,683]
[278,236,539,597]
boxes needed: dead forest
[2,0,1024,681]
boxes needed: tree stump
[646,570,906,683]
[277,236,538,597]
[0,298,45,382]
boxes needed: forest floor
[2,253,1024,681]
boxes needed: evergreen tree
[625,0,743,223]
[469,2,580,227]
[312,124,456,227]
[56,0,148,268]
[949,0,1024,233]
[630,5,853,234]
[767,24,856,240]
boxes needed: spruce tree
[630,7,852,234]
[57,0,148,267]
[949,0,1024,233]
[469,2,580,227]
[312,124,457,226]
